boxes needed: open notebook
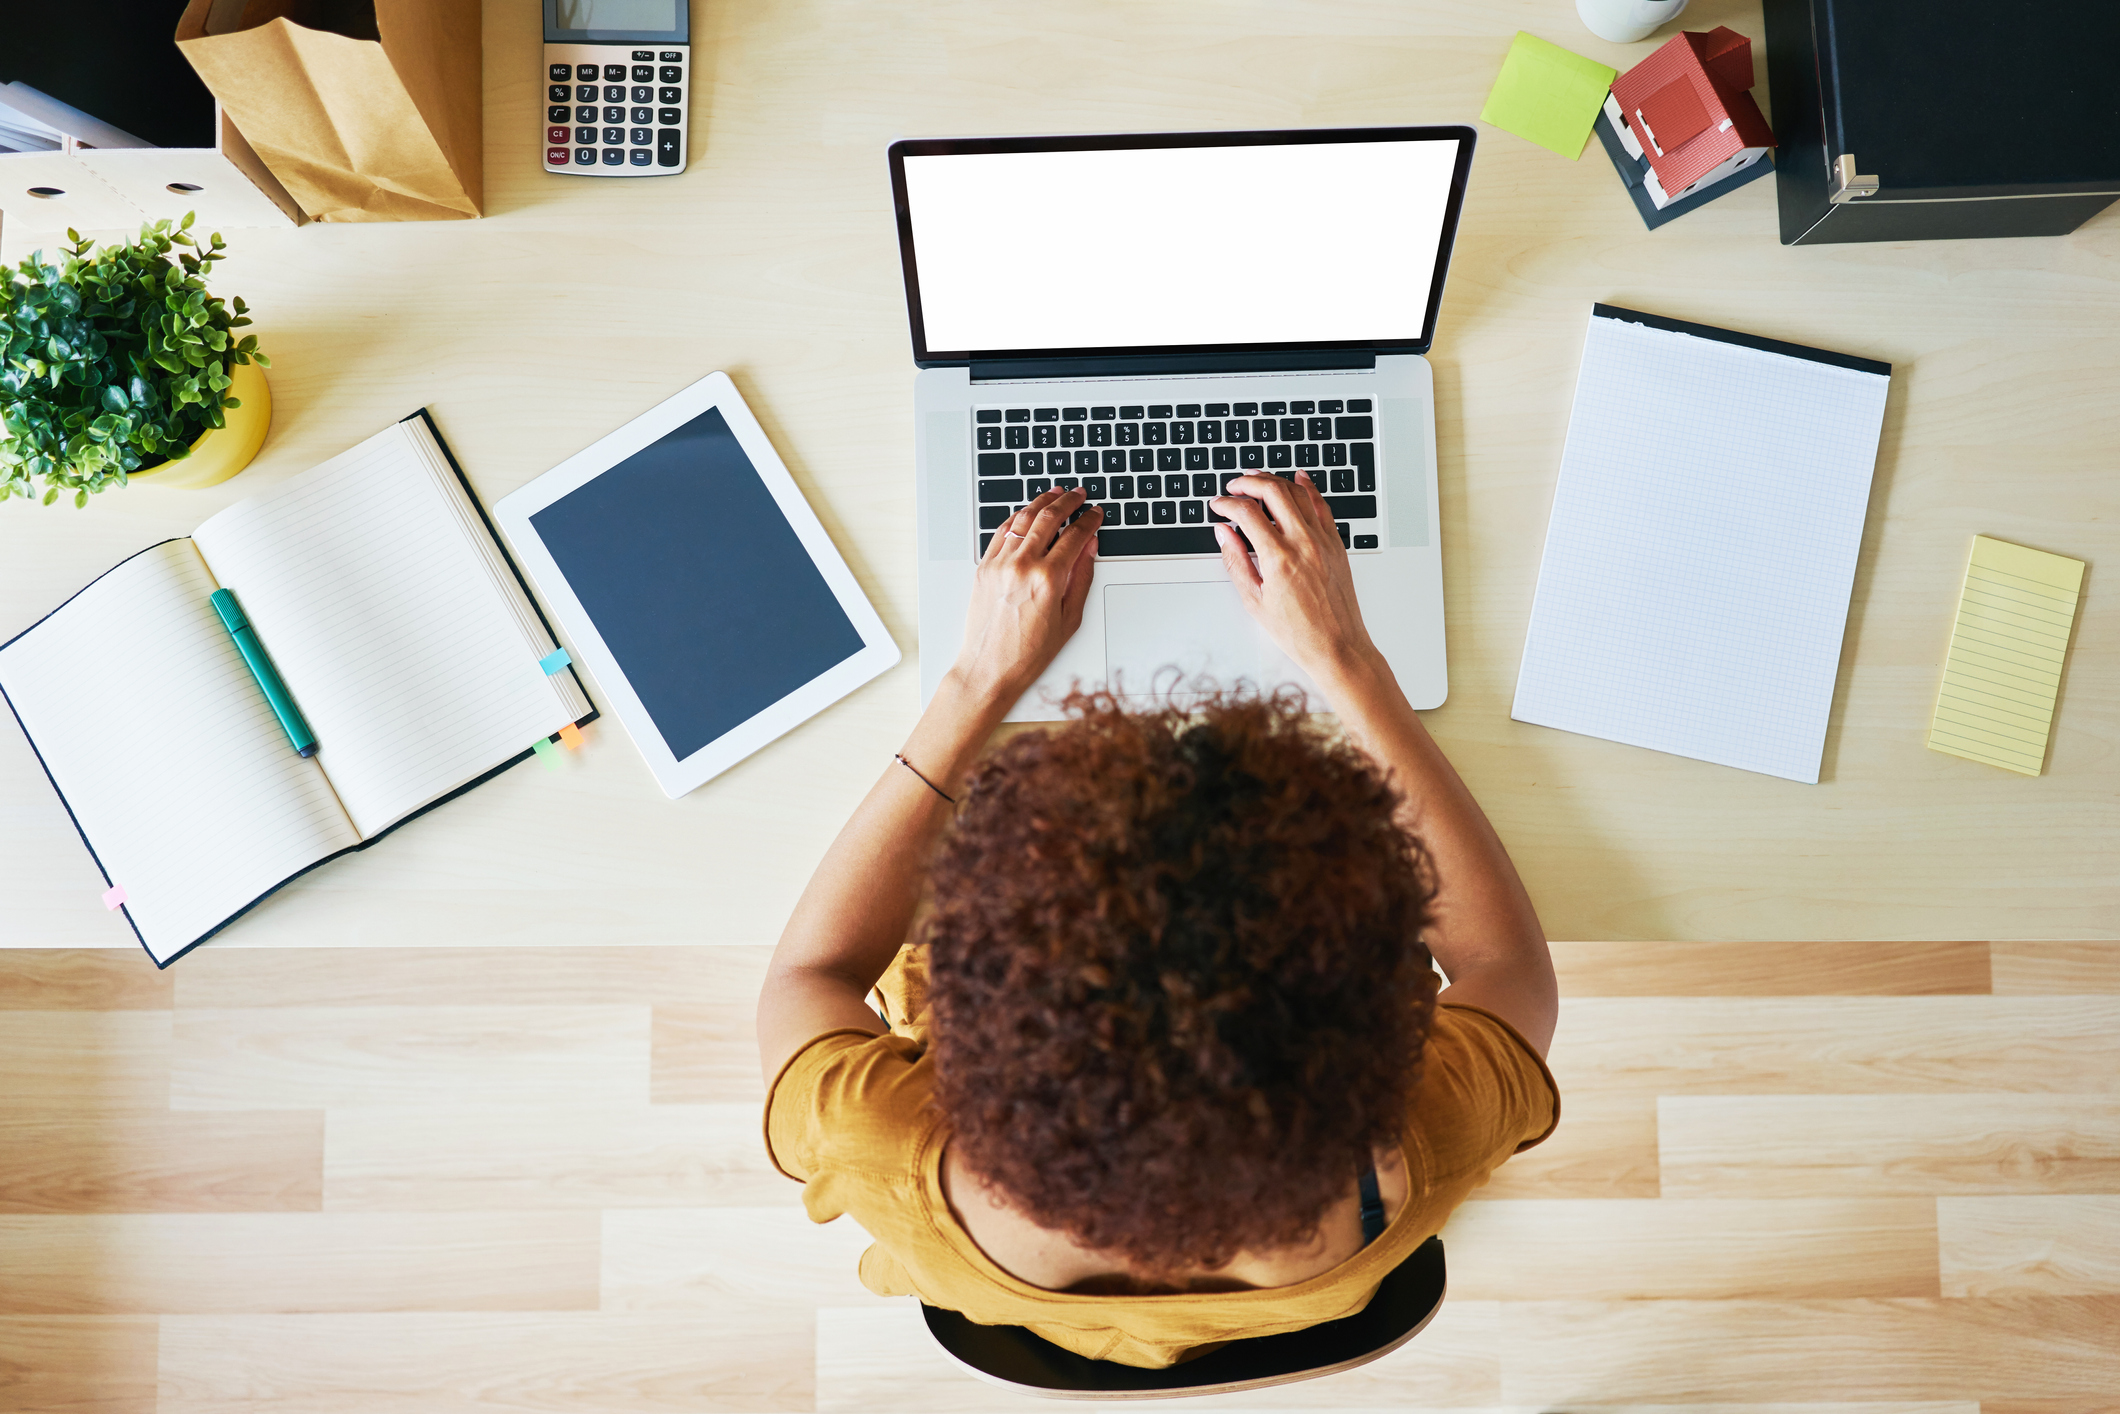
[1511,306,1892,784]
[0,412,594,966]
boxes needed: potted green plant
[0,213,270,507]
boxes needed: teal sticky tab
[540,647,572,675]
[1480,31,1618,160]
[531,736,561,769]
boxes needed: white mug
[1576,0,1689,44]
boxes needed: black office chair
[921,1235,1446,1401]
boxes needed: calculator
[542,0,689,176]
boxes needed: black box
[1762,0,2120,244]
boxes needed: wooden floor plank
[650,1004,767,1103]
[1441,1199,1940,1299]
[155,1312,813,1413]
[0,1316,158,1414]
[1475,1093,1660,1199]
[322,1104,795,1209]
[171,946,773,1010]
[1660,1097,2120,1196]
[815,1299,1502,1410]
[0,1012,169,1113]
[0,1213,599,1315]
[1989,943,2120,995]
[1499,1297,2120,1403]
[1939,1196,2120,1296]
[1549,999,2120,1095]
[0,1111,322,1214]
[168,1006,650,1110]
[600,1208,887,1310]
[0,951,172,1010]
[1550,941,1993,996]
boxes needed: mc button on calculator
[543,1,688,177]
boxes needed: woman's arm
[756,488,1104,1082]
[1210,473,1558,1055]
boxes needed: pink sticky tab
[558,722,584,749]
[103,885,127,910]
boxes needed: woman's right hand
[1210,472,1381,683]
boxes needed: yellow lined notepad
[1928,536,2085,775]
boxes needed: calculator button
[658,86,681,103]
[630,148,652,166]
[546,147,569,165]
[658,107,681,124]
[574,64,599,80]
[548,125,569,143]
[603,106,624,123]
[548,84,571,102]
[548,105,571,122]
[660,65,682,82]
[624,86,646,105]
[631,106,652,124]
[632,65,654,81]
[660,50,681,60]
[601,148,623,165]
[657,130,681,165]
[632,49,654,60]
[630,128,651,145]
[576,84,597,101]
[576,105,597,122]
[575,126,597,144]
[550,63,571,81]
[602,127,624,145]
[603,64,627,80]
[603,84,625,101]
[574,148,596,165]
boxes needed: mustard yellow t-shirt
[764,960,1558,1369]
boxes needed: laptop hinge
[963,350,1382,382]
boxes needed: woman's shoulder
[763,1026,940,1185]
[1409,1001,1562,1169]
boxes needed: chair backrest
[921,1234,1447,1400]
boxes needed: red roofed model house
[1603,27,1776,209]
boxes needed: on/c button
[546,147,569,166]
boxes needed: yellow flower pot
[131,360,271,489]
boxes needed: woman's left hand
[951,486,1101,702]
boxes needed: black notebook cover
[0,408,597,969]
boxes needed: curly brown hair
[922,687,1439,1277]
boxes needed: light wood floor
[3,940,2116,1411]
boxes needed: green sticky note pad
[531,736,560,769]
[1481,31,1618,160]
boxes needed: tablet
[494,372,898,798]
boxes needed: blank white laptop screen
[901,139,1463,352]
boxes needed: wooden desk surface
[2,0,2112,950]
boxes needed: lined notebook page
[0,541,359,961]
[1927,535,2084,776]
[1511,313,1892,783]
[193,420,587,837]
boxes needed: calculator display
[545,0,687,43]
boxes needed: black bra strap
[1357,1165,1386,1246]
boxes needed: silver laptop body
[890,127,1477,720]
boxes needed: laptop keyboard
[972,399,1380,558]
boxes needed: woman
[758,476,1558,1368]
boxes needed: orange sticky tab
[558,722,584,749]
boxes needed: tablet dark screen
[530,406,865,759]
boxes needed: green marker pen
[209,588,317,758]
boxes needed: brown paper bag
[175,0,481,223]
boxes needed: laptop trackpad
[1103,580,1312,699]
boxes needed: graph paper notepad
[1927,536,2085,775]
[1511,305,1892,784]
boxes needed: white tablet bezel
[494,371,899,799]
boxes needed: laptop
[889,126,1476,719]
